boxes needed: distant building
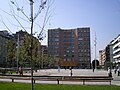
[13,30,30,44]
[99,49,106,66]
[112,34,120,65]
[41,45,48,68]
[105,42,114,63]
[0,30,42,68]
[48,28,91,68]
[0,30,13,67]
[41,45,48,55]
[99,42,113,67]
[13,30,41,68]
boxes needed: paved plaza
[0,69,120,85]
[31,69,120,85]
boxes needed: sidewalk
[28,69,120,85]
[112,72,120,86]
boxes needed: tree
[92,59,99,69]
[1,0,53,90]
[6,39,16,68]
[1,0,53,65]
[9,0,52,40]
[17,32,41,68]
[104,61,113,70]
[18,34,31,67]
[43,55,59,68]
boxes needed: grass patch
[0,82,120,90]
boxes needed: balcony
[113,41,120,49]
[113,54,120,59]
[113,48,120,54]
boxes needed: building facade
[48,28,91,68]
[0,30,13,67]
[99,49,106,66]
[41,45,48,55]
[112,34,120,64]
[99,42,113,67]
[105,43,113,63]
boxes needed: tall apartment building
[48,28,91,68]
[112,34,120,65]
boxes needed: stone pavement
[0,69,120,85]
[31,69,120,85]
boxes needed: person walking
[114,67,117,74]
[117,67,120,76]
[19,66,23,76]
[108,67,112,77]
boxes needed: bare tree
[0,0,53,90]
[9,0,52,39]
[0,0,53,39]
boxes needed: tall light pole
[42,46,44,68]
[30,0,34,90]
[94,32,97,70]
[17,33,20,70]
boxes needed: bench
[62,76,113,85]
[0,75,113,85]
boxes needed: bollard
[12,79,14,82]
[57,79,59,84]
[34,80,35,84]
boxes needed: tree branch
[11,0,30,21]
[10,9,27,32]
[0,15,13,34]
[34,0,47,21]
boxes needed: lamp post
[94,32,97,70]
[16,33,19,71]
[42,46,44,68]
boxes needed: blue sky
[50,0,120,60]
[0,0,120,60]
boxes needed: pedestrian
[108,67,112,77]
[114,67,117,74]
[19,66,23,76]
[58,66,60,73]
[117,67,120,76]
[93,68,95,72]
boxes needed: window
[64,43,74,46]
[64,39,74,42]
[78,38,83,40]
[55,35,59,38]
[55,38,59,41]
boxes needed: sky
[0,0,120,60]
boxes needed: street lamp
[16,33,20,71]
[42,46,44,68]
[94,32,97,70]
